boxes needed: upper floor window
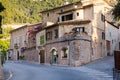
[102,32,105,40]
[47,13,49,17]
[110,32,111,37]
[72,27,85,33]
[57,17,60,22]
[61,13,73,21]
[46,31,52,40]
[77,12,79,16]
[61,9,63,12]
[119,42,120,50]
[101,14,105,22]
[54,29,58,38]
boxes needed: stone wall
[24,47,39,62]
[45,33,91,66]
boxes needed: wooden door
[106,40,110,56]
[40,50,45,63]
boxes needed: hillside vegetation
[1,0,79,24]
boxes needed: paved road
[3,56,114,80]
[3,61,92,80]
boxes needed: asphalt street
[3,61,92,80]
[3,56,114,80]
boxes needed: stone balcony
[46,32,91,44]
[61,32,91,41]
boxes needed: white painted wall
[105,22,119,55]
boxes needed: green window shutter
[40,35,44,45]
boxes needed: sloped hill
[0,0,79,24]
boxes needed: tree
[0,39,10,64]
[0,2,4,34]
[0,0,80,24]
[112,0,120,21]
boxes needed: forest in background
[1,0,80,24]
[0,0,80,64]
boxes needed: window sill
[62,57,68,60]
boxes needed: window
[61,13,73,21]
[40,35,44,45]
[61,9,63,12]
[77,12,79,16]
[46,31,52,40]
[54,29,58,38]
[62,16,65,21]
[110,32,111,37]
[47,13,49,17]
[102,32,105,40]
[119,42,120,50]
[62,47,68,58]
[57,17,60,22]
[101,14,105,22]
[72,27,85,33]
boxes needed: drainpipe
[90,22,94,62]
[90,36,93,62]
[68,39,70,66]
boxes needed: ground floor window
[61,47,68,58]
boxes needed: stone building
[105,19,119,56]
[10,23,42,60]
[35,0,117,66]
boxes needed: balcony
[61,32,91,41]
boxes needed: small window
[102,32,105,40]
[101,14,105,22]
[61,13,73,21]
[54,29,58,38]
[72,27,85,33]
[119,42,120,50]
[62,16,65,21]
[47,13,49,17]
[62,47,68,58]
[77,12,79,16]
[46,31,52,40]
[61,9,63,12]
[110,32,111,37]
[57,17,60,22]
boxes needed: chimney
[64,0,69,5]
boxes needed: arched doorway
[39,50,45,63]
[51,49,58,64]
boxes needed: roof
[40,0,111,13]
[10,22,42,33]
[105,20,119,29]
[103,0,115,6]
[40,1,82,13]
[58,4,93,14]
[44,20,91,29]
[10,25,27,33]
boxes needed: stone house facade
[9,0,119,66]
[35,0,118,66]
[10,23,42,60]
[104,10,119,56]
